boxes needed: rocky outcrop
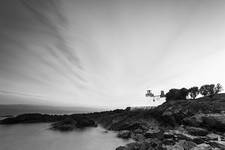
[51,118,78,131]
[117,130,131,139]
[184,114,225,132]
[50,117,97,131]
[185,127,208,136]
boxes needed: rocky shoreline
[1,94,225,150]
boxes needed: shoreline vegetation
[1,93,225,149]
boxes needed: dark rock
[184,114,225,132]
[132,133,145,142]
[183,115,203,127]
[73,116,97,128]
[206,133,220,141]
[144,128,161,138]
[177,140,197,150]
[202,114,225,132]
[208,141,225,149]
[50,117,97,131]
[117,130,131,139]
[134,128,144,134]
[163,138,176,145]
[192,138,205,144]
[126,142,142,150]
[186,127,208,136]
[51,118,77,131]
[190,143,213,150]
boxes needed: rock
[50,117,97,131]
[50,118,77,131]
[206,133,221,141]
[134,128,144,134]
[202,114,225,132]
[117,130,131,139]
[209,141,225,149]
[164,131,176,139]
[163,138,176,145]
[144,138,162,148]
[183,115,203,127]
[184,114,225,132]
[192,138,206,144]
[186,127,208,136]
[190,144,213,150]
[132,133,145,142]
[73,116,97,128]
[177,140,197,150]
[164,144,184,150]
[126,141,163,150]
[144,128,161,138]
[126,142,142,150]
[164,130,195,141]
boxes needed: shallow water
[0,124,132,150]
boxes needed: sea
[0,105,132,150]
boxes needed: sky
[0,0,225,108]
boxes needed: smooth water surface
[0,124,132,150]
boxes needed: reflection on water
[0,124,132,150]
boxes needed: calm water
[0,124,132,150]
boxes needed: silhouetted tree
[199,83,223,98]
[165,88,188,101]
[199,84,213,97]
[215,83,223,94]
[188,87,199,99]
[179,88,189,99]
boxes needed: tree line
[165,83,223,101]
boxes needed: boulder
[206,133,221,141]
[209,141,225,149]
[184,114,225,132]
[163,138,176,145]
[164,144,184,150]
[163,130,195,141]
[132,133,145,142]
[164,131,176,139]
[202,114,225,132]
[186,127,208,136]
[183,115,203,127]
[117,130,131,139]
[190,143,213,150]
[177,140,197,150]
[126,141,163,150]
[134,128,144,134]
[144,128,161,138]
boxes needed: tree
[188,86,199,99]
[199,84,210,97]
[199,83,223,98]
[215,83,223,94]
[165,88,189,101]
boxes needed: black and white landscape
[1,0,225,150]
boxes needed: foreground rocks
[116,125,225,150]
[117,130,131,139]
